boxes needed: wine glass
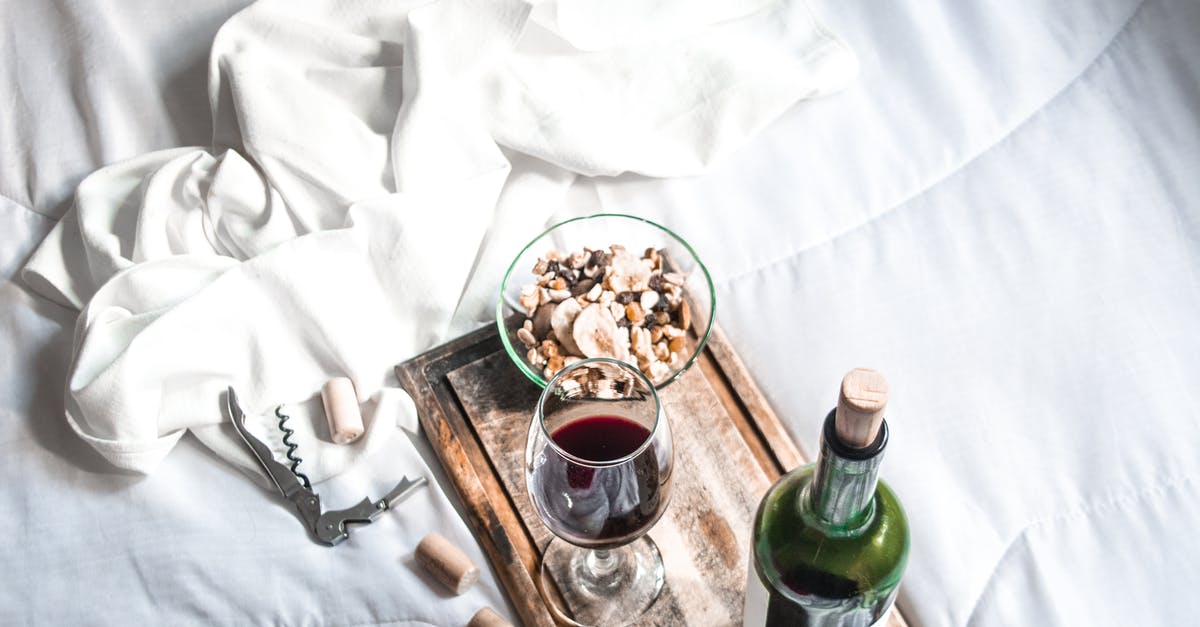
[525,358,674,626]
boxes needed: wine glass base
[538,536,666,627]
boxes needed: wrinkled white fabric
[6,0,1200,625]
[530,0,775,51]
[20,0,855,482]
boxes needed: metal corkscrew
[275,406,311,490]
[226,387,426,546]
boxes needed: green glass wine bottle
[743,369,909,627]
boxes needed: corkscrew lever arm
[311,476,427,545]
[225,387,426,546]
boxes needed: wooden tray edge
[396,325,557,627]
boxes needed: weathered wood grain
[699,325,806,473]
[397,322,910,627]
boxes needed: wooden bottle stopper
[321,377,364,444]
[835,368,889,448]
[415,532,479,595]
[467,607,512,627]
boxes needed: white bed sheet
[3,0,1198,626]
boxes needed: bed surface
[3,1,1197,625]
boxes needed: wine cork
[321,378,364,444]
[835,368,888,448]
[415,532,479,595]
[467,607,512,627]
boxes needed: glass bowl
[497,214,715,389]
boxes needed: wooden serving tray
[396,323,909,627]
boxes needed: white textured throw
[21,0,856,481]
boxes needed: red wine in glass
[529,414,672,550]
[526,358,674,625]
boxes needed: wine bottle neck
[802,410,888,536]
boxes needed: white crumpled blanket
[21,0,855,483]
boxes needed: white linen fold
[533,0,775,51]
[21,0,856,481]
[496,0,858,177]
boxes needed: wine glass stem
[585,549,619,579]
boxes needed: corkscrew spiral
[275,405,311,489]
